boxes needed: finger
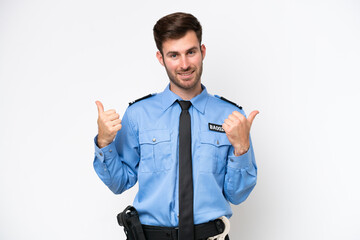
[95,101,104,114]
[112,124,122,132]
[103,109,116,115]
[227,114,237,121]
[108,113,120,121]
[232,111,246,120]
[223,118,234,127]
[222,123,230,132]
[111,119,122,126]
[248,110,260,125]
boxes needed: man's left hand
[222,110,259,156]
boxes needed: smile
[178,70,195,76]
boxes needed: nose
[180,56,190,70]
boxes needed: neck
[169,82,202,100]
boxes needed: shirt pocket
[199,131,232,173]
[139,129,172,173]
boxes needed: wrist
[234,145,250,156]
[97,137,111,148]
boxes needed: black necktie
[177,100,194,240]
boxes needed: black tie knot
[178,100,191,111]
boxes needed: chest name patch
[208,123,225,133]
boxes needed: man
[94,12,258,240]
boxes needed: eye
[188,51,194,55]
[170,54,177,58]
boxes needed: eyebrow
[165,46,199,57]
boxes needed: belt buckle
[207,216,230,240]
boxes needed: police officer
[94,12,259,240]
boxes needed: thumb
[95,100,104,114]
[247,110,259,125]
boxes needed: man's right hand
[95,100,122,148]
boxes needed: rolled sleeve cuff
[94,135,118,163]
[227,145,253,169]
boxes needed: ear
[156,51,165,66]
[201,44,206,60]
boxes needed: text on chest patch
[208,123,225,133]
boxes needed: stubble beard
[164,62,203,91]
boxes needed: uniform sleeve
[223,112,257,204]
[224,138,257,204]
[93,107,140,194]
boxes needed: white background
[1,0,359,239]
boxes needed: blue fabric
[93,84,257,227]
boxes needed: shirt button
[99,152,103,156]
[152,138,156,142]
[230,158,234,162]
[109,149,112,153]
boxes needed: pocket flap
[200,131,231,147]
[139,129,171,144]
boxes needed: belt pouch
[117,205,146,240]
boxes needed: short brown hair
[153,12,202,54]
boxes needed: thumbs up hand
[222,110,259,156]
[95,100,122,148]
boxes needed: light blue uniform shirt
[93,84,257,227]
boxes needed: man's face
[156,31,206,92]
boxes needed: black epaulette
[215,95,242,110]
[128,94,154,106]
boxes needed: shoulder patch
[129,93,155,106]
[215,95,242,110]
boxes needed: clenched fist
[222,110,259,156]
[95,100,122,148]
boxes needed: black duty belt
[141,219,229,240]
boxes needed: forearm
[223,143,257,204]
[93,136,138,194]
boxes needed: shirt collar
[160,83,208,114]
[190,85,208,114]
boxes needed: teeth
[179,71,193,76]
